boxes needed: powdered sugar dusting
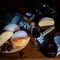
[12,30,27,39]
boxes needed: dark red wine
[32,27,40,38]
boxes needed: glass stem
[33,38,38,48]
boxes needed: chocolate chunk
[1,41,13,52]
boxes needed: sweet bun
[0,31,13,46]
[11,30,30,48]
[3,24,20,32]
[38,17,55,27]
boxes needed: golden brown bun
[11,36,30,48]
[38,17,55,27]
[0,31,13,46]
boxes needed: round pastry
[0,31,13,47]
[11,30,30,48]
[38,17,55,27]
[3,24,20,32]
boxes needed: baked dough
[0,31,13,46]
[38,17,55,27]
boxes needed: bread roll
[11,36,30,47]
[0,31,13,46]
[11,30,30,48]
[3,24,20,32]
[38,17,55,27]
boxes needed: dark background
[0,0,60,10]
[0,0,59,7]
[0,0,59,8]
